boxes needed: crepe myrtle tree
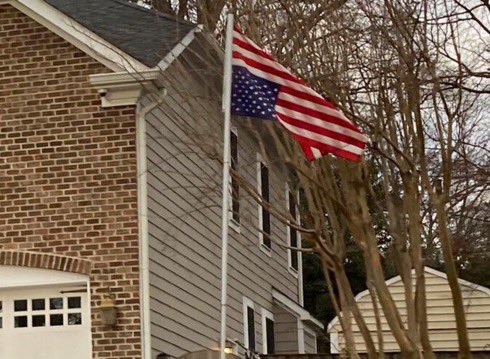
[128,0,488,357]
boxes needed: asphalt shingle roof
[45,0,196,67]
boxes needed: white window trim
[257,154,271,256]
[242,297,255,350]
[286,184,300,277]
[261,308,274,354]
[297,318,305,354]
[229,126,240,233]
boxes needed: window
[258,158,271,250]
[261,309,275,354]
[287,189,299,271]
[11,296,83,329]
[243,297,256,352]
[230,129,240,223]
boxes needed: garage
[0,266,92,359]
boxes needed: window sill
[259,243,272,257]
[288,266,299,278]
[229,219,241,233]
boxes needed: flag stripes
[231,28,367,161]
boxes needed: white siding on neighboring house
[328,267,490,353]
[145,38,302,358]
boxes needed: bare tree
[131,0,489,357]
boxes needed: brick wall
[0,5,141,358]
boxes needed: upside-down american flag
[230,27,367,161]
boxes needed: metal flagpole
[220,12,234,359]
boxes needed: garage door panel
[0,284,91,359]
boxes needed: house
[327,267,490,354]
[0,0,323,358]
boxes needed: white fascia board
[10,0,148,73]
[272,289,324,329]
[157,25,202,72]
[89,70,163,87]
[89,70,164,107]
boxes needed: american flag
[230,27,367,161]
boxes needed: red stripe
[286,129,362,161]
[276,98,361,133]
[232,51,306,86]
[280,85,337,110]
[233,26,244,34]
[233,37,275,61]
[276,111,366,149]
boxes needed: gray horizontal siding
[275,306,299,354]
[304,330,317,354]
[147,39,300,358]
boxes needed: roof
[327,266,490,333]
[45,0,196,67]
[272,289,324,329]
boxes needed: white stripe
[232,43,292,80]
[277,117,365,155]
[311,148,323,159]
[232,58,322,102]
[275,106,367,143]
[233,30,266,53]
[277,92,353,125]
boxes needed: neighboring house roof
[327,267,490,353]
[45,0,196,68]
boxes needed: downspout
[137,89,167,359]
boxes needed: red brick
[0,5,140,359]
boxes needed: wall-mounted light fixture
[98,290,117,327]
[224,339,236,355]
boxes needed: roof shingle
[45,0,196,67]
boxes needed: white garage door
[0,266,92,359]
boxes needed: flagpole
[220,12,234,359]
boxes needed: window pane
[0,317,2,329]
[14,300,27,312]
[260,162,271,248]
[231,131,240,222]
[247,307,255,352]
[68,313,82,325]
[14,316,28,328]
[266,318,275,354]
[32,315,45,327]
[50,297,63,310]
[32,299,45,311]
[288,191,299,270]
[0,300,2,313]
[50,314,63,326]
[68,297,81,309]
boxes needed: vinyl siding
[274,306,299,354]
[304,328,317,354]
[330,268,490,352]
[146,38,301,358]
